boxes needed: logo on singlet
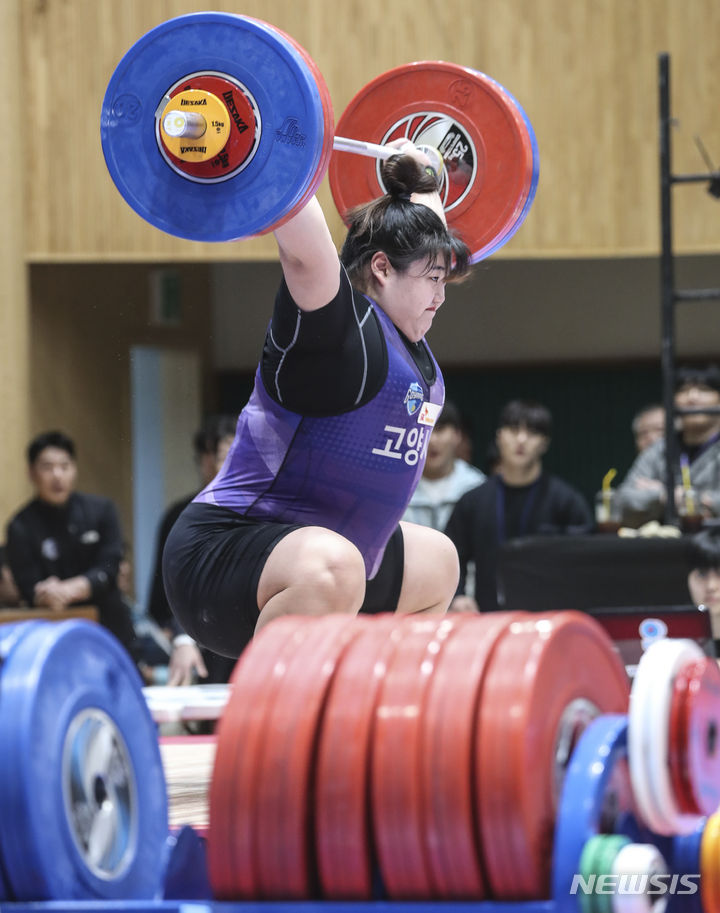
[404,382,424,416]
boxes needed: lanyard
[683,430,720,466]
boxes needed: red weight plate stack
[477,611,630,899]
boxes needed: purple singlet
[195,303,444,577]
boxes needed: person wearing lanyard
[444,400,593,612]
[616,364,720,528]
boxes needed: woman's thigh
[162,503,302,656]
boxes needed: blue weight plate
[552,715,630,901]
[0,621,48,901]
[0,620,168,900]
[0,619,48,664]
[670,827,703,913]
[101,13,326,241]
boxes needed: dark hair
[193,415,237,458]
[497,400,553,437]
[675,363,720,394]
[339,154,470,289]
[27,430,76,466]
[686,528,720,572]
[435,400,462,430]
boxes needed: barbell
[100,12,539,260]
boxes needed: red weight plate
[372,616,459,899]
[669,657,720,816]
[159,73,260,180]
[207,615,310,899]
[477,611,630,900]
[328,62,535,262]
[420,612,523,899]
[315,614,405,899]
[670,660,699,815]
[254,614,364,899]
[249,19,334,233]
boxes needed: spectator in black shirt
[445,400,593,612]
[5,430,136,655]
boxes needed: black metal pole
[658,52,678,524]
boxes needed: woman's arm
[273,197,341,313]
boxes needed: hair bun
[381,153,438,200]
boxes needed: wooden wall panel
[25,263,215,542]
[0,0,31,527]
[21,0,720,261]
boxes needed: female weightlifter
[162,141,471,675]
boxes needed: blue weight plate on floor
[670,827,703,913]
[0,620,168,900]
[552,715,630,901]
[0,620,44,901]
[101,12,326,241]
[0,620,48,664]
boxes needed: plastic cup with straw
[596,468,618,530]
[679,454,699,530]
[602,468,617,516]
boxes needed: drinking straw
[680,454,695,514]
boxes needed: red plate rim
[477,612,630,900]
[250,17,334,234]
[371,616,458,899]
[420,611,523,899]
[254,615,362,899]
[670,657,720,817]
[315,614,404,899]
[208,616,309,899]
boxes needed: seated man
[402,401,485,532]
[617,364,720,527]
[445,399,593,612]
[5,430,136,656]
[632,403,665,454]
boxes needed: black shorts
[162,502,404,658]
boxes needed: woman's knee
[258,527,366,614]
[303,535,366,610]
[428,530,460,596]
[398,524,459,612]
